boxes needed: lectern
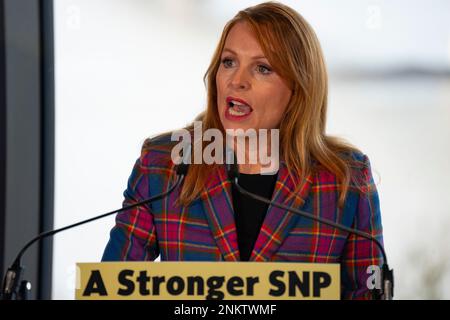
[76,262,340,300]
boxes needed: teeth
[227,98,252,116]
[229,107,248,116]
[231,100,247,106]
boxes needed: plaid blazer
[102,135,384,300]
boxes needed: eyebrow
[222,48,268,60]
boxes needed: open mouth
[225,97,253,119]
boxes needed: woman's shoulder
[138,131,179,170]
[346,149,371,169]
[312,148,374,191]
[343,150,376,192]
[313,148,371,172]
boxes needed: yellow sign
[76,262,340,300]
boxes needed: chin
[222,122,253,132]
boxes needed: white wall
[53,0,450,299]
[53,0,215,299]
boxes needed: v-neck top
[231,172,278,261]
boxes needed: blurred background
[1,0,449,299]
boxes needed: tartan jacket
[102,135,384,300]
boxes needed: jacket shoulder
[139,132,178,170]
[345,150,376,192]
[313,149,373,190]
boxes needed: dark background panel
[0,0,54,300]
[0,0,6,289]
[38,0,54,300]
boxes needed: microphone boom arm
[232,176,394,300]
[1,173,184,300]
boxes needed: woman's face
[216,21,292,133]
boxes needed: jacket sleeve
[101,150,159,261]
[340,154,384,299]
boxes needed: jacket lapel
[199,161,313,262]
[200,165,240,261]
[249,161,313,261]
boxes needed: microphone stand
[1,168,186,300]
[227,162,394,300]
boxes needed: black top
[231,172,278,261]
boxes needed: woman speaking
[102,1,385,300]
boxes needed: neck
[238,163,264,174]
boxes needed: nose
[229,67,250,90]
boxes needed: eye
[257,64,272,75]
[221,58,234,68]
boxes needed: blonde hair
[144,1,367,208]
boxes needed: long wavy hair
[144,1,366,208]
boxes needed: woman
[102,1,384,300]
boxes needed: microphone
[1,162,189,300]
[226,157,394,300]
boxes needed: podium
[76,262,340,300]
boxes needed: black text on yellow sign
[76,262,340,300]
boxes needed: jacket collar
[199,160,313,261]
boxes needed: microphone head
[176,162,189,176]
[225,148,239,182]
[226,162,240,181]
[175,142,191,176]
